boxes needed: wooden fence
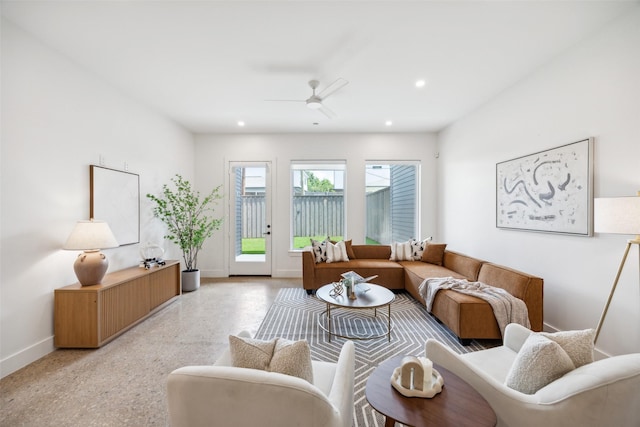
[240,192,398,241]
[293,194,344,237]
[239,194,346,238]
[365,187,391,244]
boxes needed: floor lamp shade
[593,194,640,344]
[63,220,119,286]
[594,196,640,241]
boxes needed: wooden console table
[54,260,180,348]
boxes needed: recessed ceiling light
[237,121,245,127]
[385,120,393,126]
[415,79,427,88]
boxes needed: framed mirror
[90,165,140,246]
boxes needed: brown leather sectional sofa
[302,244,543,344]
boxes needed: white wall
[0,20,195,377]
[438,7,640,356]
[194,133,438,278]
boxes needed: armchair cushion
[540,328,595,367]
[504,333,575,394]
[229,335,313,383]
[229,335,276,370]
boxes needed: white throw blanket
[418,277,530,336]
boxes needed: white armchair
[167,331,355,427]
[425,323,640,427]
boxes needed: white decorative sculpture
[391,356,443,398]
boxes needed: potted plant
[147,174,223,291]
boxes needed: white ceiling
[2,1,636,134]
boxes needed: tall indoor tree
[147,174,223,291]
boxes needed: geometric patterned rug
[255,288,499,427]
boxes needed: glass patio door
[229,162,272,275]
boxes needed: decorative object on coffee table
[329,281,344,297]
[593,192,640,344]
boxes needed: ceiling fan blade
[264,99,306,102]
[317,78,349,100]
[318,105,337,119]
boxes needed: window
[291,162,346,249]
[365,162,420,244]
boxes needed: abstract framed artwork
[496,138,594,236]
[90,165,140,245]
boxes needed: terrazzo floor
[0,277,298,427]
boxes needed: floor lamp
[593,193,640,345]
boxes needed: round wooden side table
[366,355,497,427]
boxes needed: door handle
[263,231,271,235]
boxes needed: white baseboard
[200,269,226,278]
[200,269,301,278]
[1,336,55,379]
[272,269,301,278]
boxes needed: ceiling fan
[266,78,349,118]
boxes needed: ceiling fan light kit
[306,98,322,109]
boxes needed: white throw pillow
[540,328,595,368]
[505,333,575,394]
[229,335,314,383]
[410,237,432,260]
[228,335,277,371]
[269,338,314,383]
[390,240,414,261]
[326,240,349,263]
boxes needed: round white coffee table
[316,283,395,342]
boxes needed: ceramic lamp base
[74,250,109,286]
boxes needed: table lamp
[63,219,119,286]
[593,192,640,344]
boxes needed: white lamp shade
[63,220,119,250]
[594,196,640,235]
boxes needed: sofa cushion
[351,244,391,259]
[229,335,314,383]
[411,237,432,260]
[505,333,575,394]
[310,238,329,263]
[422,243,447,265]
[390,240,414,261]
[402,261,467,305]
[443,251,483,281]
[345,240,356,259]
[540,329,595,368]
[326,240,349,263]
[313,259,405,290]
[330,239,356,259]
